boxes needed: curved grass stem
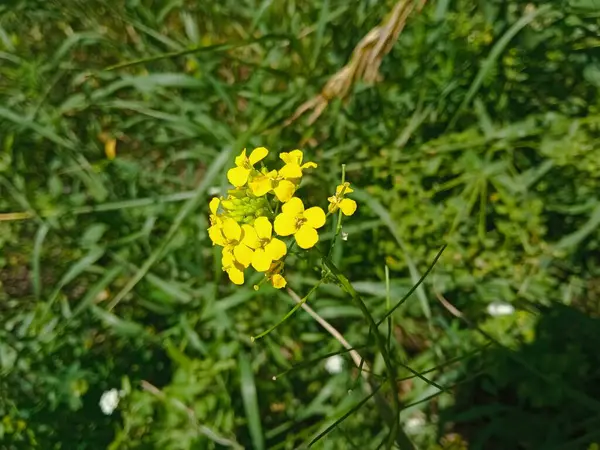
[320,254,414,450]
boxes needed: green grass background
[2,0,600,448]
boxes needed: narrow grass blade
[309,383,384,447]
[32,223,50,300]
[447,5,553,129]
[354,189,434,321]
[107,148,231,311]
[239,351,265,450]
[377,245,447,326]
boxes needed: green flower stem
[320,254,414,450]
[327,164,346,259]
[251,279,323,341]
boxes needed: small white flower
[99,388,121,415]
[208,186,221,196]
[325,355,344,374]
[487,301,515,317]
[341,231,348,241]
[405,414,426,432]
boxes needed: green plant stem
[327,164,346,259]
[321,254,414,450]
[252,280,324,341]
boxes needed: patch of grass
[2,0,600,448]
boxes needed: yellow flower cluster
[208,147,356,288]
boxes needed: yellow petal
[222,247,235,268]
[227,166,250,187]
[234,149,248,167]
[251,248,272,272]
[254,216,272,240]
[340,198,357,216]
[301,161,317,170]
[271,274,287,289]
[227,267,244,285]
[282,197,304,215]
[222,218,242,242]
[279,163,302,179]
[208,225,226,246]
[234,244,254,267]
[280,149,303,165]
[273,180,296,202]
[327,198,338,214]
[249,175,272,197]
[303,207,326,229]
[249,146,268,165]
[274,213,298,236]
[209,197,220,215]
[336,182,353,195]
[295,224,319,249]
[241,224,260,249]
[265,237,287,260]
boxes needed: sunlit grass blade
[308,382,384,447]
[321,253,414,450]
[106,147,232,311]
[377,245,447,326]
[354,190,433,322]
[239,351,265,450]
[252,281,323,341]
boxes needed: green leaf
[239,351,265,450]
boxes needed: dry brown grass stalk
[285,0,426,126]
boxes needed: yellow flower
[274,197,326,249]
[328,182,357,216]
[278,150,317,179]
[241,217,287,272]
[266,261,287,289]
[217,218,255,267]
[222,247,245,285]
[208,198,226,246]
[249,169,296,202]
[227,147,268,187]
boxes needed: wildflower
[99,388,121,415]
[242,217,287,272]
[487,301,515,317]
[208,198,226,246]
[266,261,287,289]
[227,147,268,187]
[278,150,317,179]
[249,169,297,202]
[222,246,245,285]
[328,182,357,216]
[325,355,344,374]
[341,231,348,241]
[274,197,326,249]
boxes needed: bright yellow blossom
[222,247,245,285]
[328,182,357,216]
[208,198,225,246]
[241,217,287,271]
[266,261,287,289]
[278,150,317,179]
[227,147,268,187]
[212,218,256,268]
[274,197,326,249]
[249,169,297,202]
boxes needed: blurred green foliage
[2,0,600,448]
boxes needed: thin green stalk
[321,254,414,450]
[252,280,323,341]
[327,164,346,259]
[385,264,392,354]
